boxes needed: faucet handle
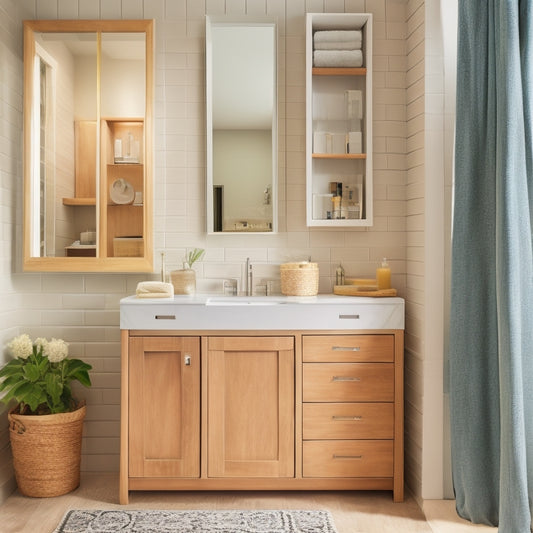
[223,278,238,296]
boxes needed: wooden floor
[0,473,494,533]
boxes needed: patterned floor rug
[53,509,339,533]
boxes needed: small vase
[8,404,86,498]
[170,269,196,294]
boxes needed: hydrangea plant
[0,334,92,415]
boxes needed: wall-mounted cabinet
[306,13,373,227]
[23,20,153,272]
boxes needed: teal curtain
[450,1,533,531]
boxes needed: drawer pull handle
[332,346,360,352]
[339,314,360,320]
[332,376,361,382]
[333,454,363,460]
[155,315,176,320]
[332,415,362,421]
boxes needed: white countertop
[120,294,404,331]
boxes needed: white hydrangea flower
[34,337,49,353]
[44,338,69,363]
[8,334,33,360]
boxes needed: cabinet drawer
[303,335,394,363]
[303,363,394,402]
[303,440,393,478]
[303,403,394,440]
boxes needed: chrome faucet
[245,257,253,296]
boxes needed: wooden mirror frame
[22,19,154,272]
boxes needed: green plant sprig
[183,248,205,269]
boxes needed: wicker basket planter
[8,404,86,498]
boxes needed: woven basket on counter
[280,262,319,296]
[8,404,86,498]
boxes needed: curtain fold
[450,1,533,531]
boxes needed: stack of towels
[313,30,363,68]
[136,281,174,298]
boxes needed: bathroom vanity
[119,295,404,504]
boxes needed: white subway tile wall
[0,0,424,502]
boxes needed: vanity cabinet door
[129,336,200,478]
[207,336,295,478]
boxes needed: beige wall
[404,0,448,503]
[0,0,452,505]
[0,0,23,505]
[405,0,426,500]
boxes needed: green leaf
[23,388,48,412]
[0,374,24,391]
[65,359,92,373]
[37,357,50,378]
[64,360,92,387]
[22,363,41,382]
[3,381,45,411]
[72,369,91,387]
[0,360,24,378]
[45,373,63,407]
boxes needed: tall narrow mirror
[206,18,277,233]
[23,20,153,272]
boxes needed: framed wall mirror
[206,17,277,234]
[22,20,153,272]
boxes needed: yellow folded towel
[136,281,174,298]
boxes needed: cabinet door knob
[184,355,191,366]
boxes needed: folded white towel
[136,281,174,298]
[313,50,363,68]
[314,30,362,43]
[314,30,362,50]
[314,39,362,50]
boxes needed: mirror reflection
[32,32,98,258]
[23,20,153,272]
[206,19,277,233]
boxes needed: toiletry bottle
[376,258,391,290]
[335,264,345,286]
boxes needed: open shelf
[312,153,366,159]
[306,13,373,227]
[63,197,96,206]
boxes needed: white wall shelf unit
[306,13,373,227]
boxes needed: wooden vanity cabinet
[120,329,403,504]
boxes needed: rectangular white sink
[120,294,404,331]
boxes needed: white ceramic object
[120,294,405,331]
[110,178,135,204]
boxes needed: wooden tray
[334,285,397,297]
